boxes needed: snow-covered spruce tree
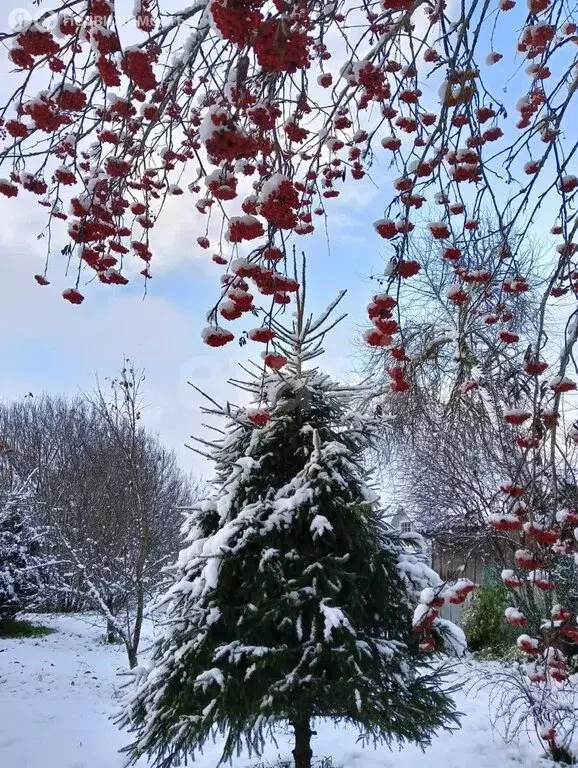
[0,470,48,620]
[121,290,464,768]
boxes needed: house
[386,505,503,584]
[385,506,432,563]
[429,526,510,585]
[386,507,503,625]
[387,506,416,535]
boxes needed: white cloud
[0,192,243,472]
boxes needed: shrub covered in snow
[0,476,49,619]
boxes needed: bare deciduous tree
[0,364,199,666]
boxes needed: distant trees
[0,362,199,665]
[366,226,547,562]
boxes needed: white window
[400,521,412,533]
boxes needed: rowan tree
[0,0,575,331]
[363,228,578,759]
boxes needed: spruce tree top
[121,286,462,768]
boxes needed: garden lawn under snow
[0,614,553,768]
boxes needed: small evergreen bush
[462,583,518,654]
[0,476,50,620]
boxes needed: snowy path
[0,614,551,768]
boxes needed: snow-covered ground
[0,614,552,768]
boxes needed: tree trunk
[106,595,117,643]
[127,644,138,669]
[131,583,145,663]
[106,617,117,644]
[292,717,312,768]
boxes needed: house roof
[384,506,414,526]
